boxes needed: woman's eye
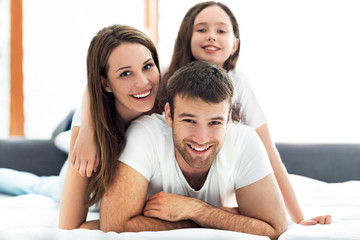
[120,71,131,77]
[143,63,153,70]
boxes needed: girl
[59,24,161,229]
[160,1,332,225]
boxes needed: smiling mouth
[132,90,151,99]
[203,46,220,51]
[188,144,212,152]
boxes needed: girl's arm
[255,123,332,225]
[59,126,96,229]
[69,87,99,177]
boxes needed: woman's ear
[231,38,240,55]
[164,102,173,128]
[101,76,112,92]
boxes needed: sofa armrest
[276,143,360,183]
[0,138,67,176]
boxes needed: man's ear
[226,109,232,128]
[231,38,240,55]
[101,76,112,92]
[164,102,173,128]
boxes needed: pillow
[54,130,71,154]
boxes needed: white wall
[158,0,360,143]
[22,0,144,138]
[2,0,359,143]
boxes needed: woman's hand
[298,215,333,225]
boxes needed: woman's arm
[59,126,94,229]
[255,123,332,225]
[69,87,99,177]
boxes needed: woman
[59,24,161,229]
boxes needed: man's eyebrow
[178,113,225,122]
[115,58,153,73]
[179,113,196,118]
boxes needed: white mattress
[0,174,359,240]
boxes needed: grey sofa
[1,111,359,183]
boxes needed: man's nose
[193,125,210,145]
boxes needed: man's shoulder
[226,122,257,138]
[223,123,262,152]
[126,113,168,138]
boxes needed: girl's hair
[161,1,240,120]
[86,24,160,207]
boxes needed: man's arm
[143,174,287,240]
[100,162,198,233]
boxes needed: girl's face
[191,5,239,68]
[101,42,159,124]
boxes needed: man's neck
[181,170,209,191]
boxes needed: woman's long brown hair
[85,24,160,207]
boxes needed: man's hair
[167,61,235,119]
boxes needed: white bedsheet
[0,174,359,240]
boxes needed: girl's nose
[207,31,216,41]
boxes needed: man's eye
[183,119,194,123]
[120,71,131,77]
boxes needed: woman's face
[190,5,239,68]
[102,42,159,123]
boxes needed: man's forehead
[173,95,230,118]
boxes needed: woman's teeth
[133,90,150,99]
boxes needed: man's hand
[143,192,198,222]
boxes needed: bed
[1,112,360,239]
[1,173,359,240]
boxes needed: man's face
[165,95,231,172]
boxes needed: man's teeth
[190,145,210,152]
[133,90,150,98]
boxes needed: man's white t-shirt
[119,113,273,207]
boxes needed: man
[100,61,287,240]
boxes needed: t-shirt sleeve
[118,119,158,181]
[232,125,273,189]
[230,70,267,129]
[71,108,81,128]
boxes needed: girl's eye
[197,29,206,33]
[218,29,226,34]
[120,71,131,77]
[143,63,153,71]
